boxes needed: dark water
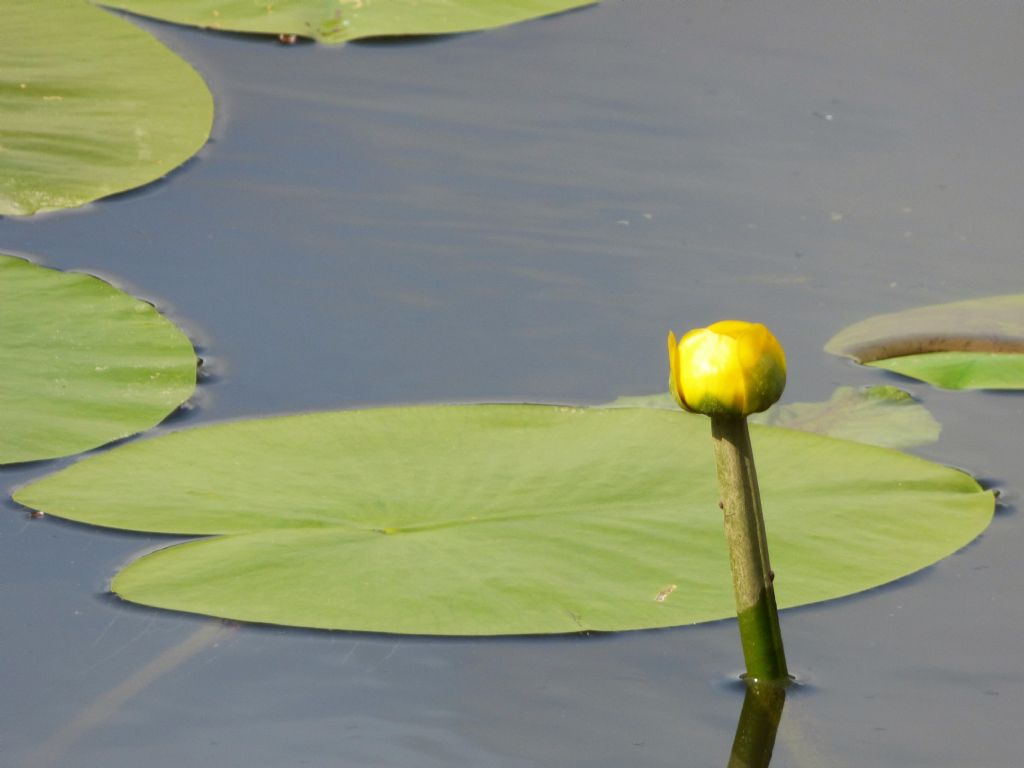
[2,1,1023,765]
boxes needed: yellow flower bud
[667,320,786,417]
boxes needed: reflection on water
[727,682,786,768]
[20,621,233,768]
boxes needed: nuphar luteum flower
[667,320,786,417]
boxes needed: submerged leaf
[750,385,940,449]
[603,386,940,449]
[95,0,597,45]
[826,295,1024,390]
[0,254,197,464]
[15,405,992,635]
[0,0,213,217]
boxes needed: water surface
[2,1,1023,765]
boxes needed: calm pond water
[2,1,1023,765]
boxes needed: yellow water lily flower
[667,320,786,417]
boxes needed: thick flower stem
[710,415,789,683]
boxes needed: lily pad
[0,0,213,217]
[95,0,597,45]
[15,404,992,635]
[602,386,940,449]
[868,352,1024,391]
[826,295,1024,390]
[0,254,197,464]
[751,386,940,449]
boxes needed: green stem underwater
[727,681,787,768]
[711,415,789,684]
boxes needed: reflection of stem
[710,415,788,683]
[22,621,230,768]
[727,682,787,768]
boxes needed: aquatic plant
[668,321,789,683]
[0,254,197,464]
[826,295,1024,390]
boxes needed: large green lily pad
[15,404,992,635]
[826,295,1024,390]
[96,0,597,44]
[0,254,197,464]
[0,0,213,217]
